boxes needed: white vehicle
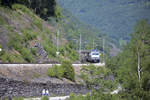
[87,50,100,63]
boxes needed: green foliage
[1,0,56,19]
[7,25,14,32]
[55,5,63,19]
[41,96,48,100]
[63,43,79,61]
[48,65,64,79]
[80,65,115,89]
[13,97,24,100]
[33,18,43,30]
[21,29,37,41]
[43,43,56,57]
[69,90,119,100]
[48,61,75,81]
[8,32,23,50]
[106,19,150,99]
[12,4,33,16]
[1,52,24,63]
[61,60,75,81]
[8,33,34,63]
[0,15,6,25]
[20,47,34,63]
[31,48,37,55]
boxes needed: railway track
[0,63,105,67]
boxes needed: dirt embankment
[0,64,83,84]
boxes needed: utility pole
[79,33,82,62]
[56,30,60,55]
[93,39,95,49]
[103,38,105,63]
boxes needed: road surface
[24,96,70,100]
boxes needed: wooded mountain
[57,0,150,42]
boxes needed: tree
[116,19,150,100]
[0,0,57,20]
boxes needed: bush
[61,60,75,81]
[12,4,33,17]
[48,65,64,79]
[20,47,34,63]
[43,43,56,57]
[8,32,34,63]
[1,52,10,63]
[33,18,43,30]
[1,52,25,63]
[31,48,37,55]
[21,29,37,41]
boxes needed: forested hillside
[57,0,150,47]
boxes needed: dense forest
[0,0,56,19]
[58,0,150,48]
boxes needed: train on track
[81,49,101,63]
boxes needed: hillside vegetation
[0,1,78,63]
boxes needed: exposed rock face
[34,43,49,63]
[0,77,90,98]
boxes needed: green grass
[13,97,24,100]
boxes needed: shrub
[33,18,43,30]
[7,25,14,32]
[31,48,37,55]
[12,4,33,17]
[1,52,10,63]
[61,60,75,81]
[43,43,56,57]
[1,52,25,63]
[8,32,23,50]
[20,47,34,63]
[21,29,37,41]
[48,65,64,79]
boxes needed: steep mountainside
[57,0,150,42]
[0,4,78,63]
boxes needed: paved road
[24,96,70,100]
